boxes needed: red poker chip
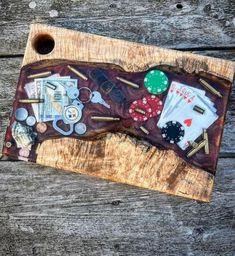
[144,95,163,118]
[129,99,152,122]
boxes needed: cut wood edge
[36,134,214,202]
[23,24,235,82]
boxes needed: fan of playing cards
[157,81,218,150]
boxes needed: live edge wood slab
[2,24,235,202]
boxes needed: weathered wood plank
[0,55,234,155]
[0,157,234,256]
[0,0,235,55]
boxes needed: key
[91,91,110,109]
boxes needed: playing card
[158,81,198,127]
[157,81,218,150]
[175,95,218,150]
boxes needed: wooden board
[2,24,235,202]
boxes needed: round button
[144,70,169,95]
[26,116,36,126]
[63,105,82,124]
[15,108,28,121]
[75,123,87,135]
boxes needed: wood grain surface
[12,23,232,202]
[0,0,235,255]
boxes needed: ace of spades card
[157,81,218,150]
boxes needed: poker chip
[144,70,169,95]
[129,99,152,122]
[144,95,163,117]
[161,121,185,144]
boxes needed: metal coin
[75,122,87,135]
[19,148,30,157]
[26,116,36,126]
[36,122,47,133]
[15,107,28,121]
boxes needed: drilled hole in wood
[176,3,183,9]
[32,34,55,55]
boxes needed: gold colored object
[187,139,207,157]
[134,108,146,115]
[27,71,52,79]
[193,105,205,114]
[199,78,222,98]
[116,76,139,89]
[139,126,149,135]
[189,141,198,148]
[203,129,209,154]
[67,65,88,80]
[19,99,44,103]
[91,116,120,122]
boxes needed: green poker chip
[144,69,169,95]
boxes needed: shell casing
[134,108,146,115]
[203,129,209,154]
[19,99,44,103]
[193,105,205,114]
[187,139,207,157]
[199,78,222,98]
[27,71,52,79]
[116,77,139,89]
[67,65,88,80]
[139,126,149,135]
[91,116,120,122]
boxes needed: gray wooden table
[0,1,234,255]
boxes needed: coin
[36,122,47,133]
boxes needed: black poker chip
[161,121,185,144]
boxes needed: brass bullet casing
[134,108,146,115]
[67,65,88,80]
[203,129,210,154]
[91,116,120,122]
[187,139,207,158]
[188,141,198,148]
[116,77,140,89]
[139,126,149,135]
[27,71,52,79]
[193,105,205,114]
[19,99,45,104]
[199,78,223,98]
